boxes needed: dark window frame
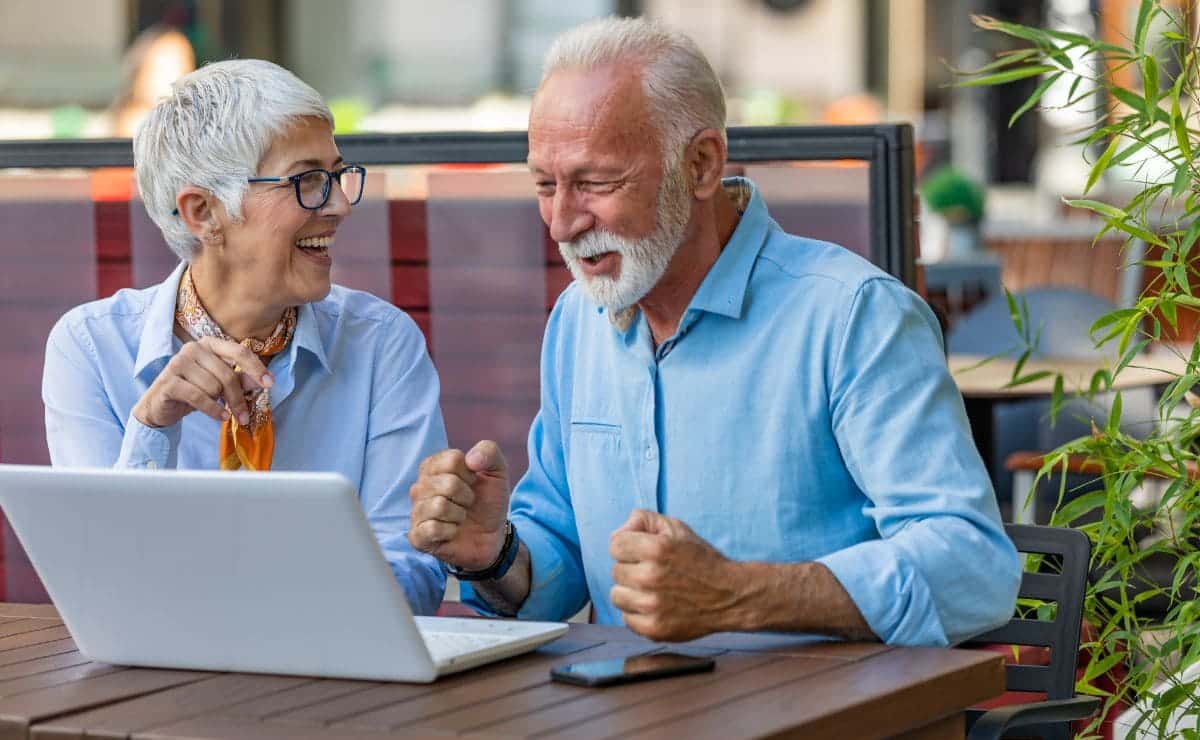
[0,124,914,286]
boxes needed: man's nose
[548,189,593,244]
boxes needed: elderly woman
[41,60,448,614]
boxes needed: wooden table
[948,351,1188,400]
[950,350,1189,523]
[0,603,1004,740]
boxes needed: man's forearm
[722,560,878,641]
[468,542,532,617]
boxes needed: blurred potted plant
[920,165,988,259]
[960,2,1199,737]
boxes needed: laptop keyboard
[421,631,510,662]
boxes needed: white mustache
[561,231,625,260]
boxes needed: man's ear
[175,186,223,246]
[685,128,728,201]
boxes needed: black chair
[962,524,1101,740]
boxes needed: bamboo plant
[960,2,1199,736]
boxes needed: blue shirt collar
[685,176,772,321]
[133,261,331,379]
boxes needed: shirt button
[644,447,654,461]
[146,460,158,470]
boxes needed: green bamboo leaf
[1172,72,1191,161]
[1064,198,1128,221]
[955,48,1043,75]
[1086,137,1121,194]
[1172,164,1192,198]
[1050,373,1065,425]
[1114,339,1150,377]
[1162,298,1178,329]
[1006,289,1022,334]
[1160,682,1194,709]
[1042,27,1130,55]
[959,64,1060,88]
[1074,681,1112,698]
[1006,370,1056,388]
[1108,392,1123,434]
[1090,309,1141,335]
[1083,650,1128,683]
[1066,74,1086,105]
[1142,55,1159,109]
[1055,490,1108,526]
[1175,264,1193,296]
[1134,0,1156,54]
[1089,369,1113,396]
[1114,126,1169,165]
[971,15,1052,46]
[1009,72,1063,128]
[1012,349,1031,382]
[1181,218,1200,258]
[1110,86,1169,124]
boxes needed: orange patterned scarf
[174,267,297,471]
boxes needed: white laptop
[0,465,567,682]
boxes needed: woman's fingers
[165,375,228,422]
[188,348,252,424]
[202,338,273,389]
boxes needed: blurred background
[0,0,1107,178]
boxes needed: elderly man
[409,17,1020,645]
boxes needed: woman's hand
[132,336,274,429]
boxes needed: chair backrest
[946,286,1118,361]
[964,523,1091,701]
[984,224,1144,309]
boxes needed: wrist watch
[446,520,521,582]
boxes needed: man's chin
[579,281,642,314]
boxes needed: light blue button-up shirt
[463,178,1020,646]
[42,261,448,614]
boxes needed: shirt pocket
[566,419,629,537]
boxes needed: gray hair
[540,16,726,166]
[133,59,333,261]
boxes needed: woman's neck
[187,262,286,341]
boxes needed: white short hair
[133,59,333,261]
[541,16,726,165]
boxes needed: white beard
[558,160,692,312]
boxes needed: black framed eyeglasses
[248,164,367,210]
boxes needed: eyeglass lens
[296,168,365,208]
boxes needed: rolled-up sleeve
[361,313,450,615]
[44,316,177,469]
[461,298,589,621]
[818,277,1020,646]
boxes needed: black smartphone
[549,651,716,687]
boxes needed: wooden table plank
[533,651,866,740]
[0,661,124,698]
[0,651,90,682]
[0,668,211,740]
[135,717,456,740]
[330,641,645,732]
[0,622,63,640]
[214,680,375,721]
[619,647,1004,740]
[461,652,783,738]
[31,674,312,740]
[0,631,74,665]
[263,638,601,729]
[0,605,60,621]
[0,633,75,671]
[561,624,890,660]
